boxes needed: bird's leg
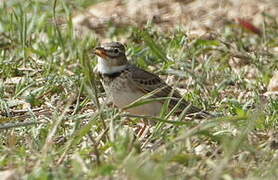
[137,118,150,140]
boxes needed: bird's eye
[113,48,120,54]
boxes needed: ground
[0,0,277,179]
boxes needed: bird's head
[94,42,128,74]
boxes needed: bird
[93,42,211,118]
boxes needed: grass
[0,0,278,179]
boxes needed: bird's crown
[94,42,126,59]
[94,42,128,74]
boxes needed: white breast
[102,77,162,116]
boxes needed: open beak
[94,46,108,58]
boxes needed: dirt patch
[72,0,278,36]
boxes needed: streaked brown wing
[127,65,202,114]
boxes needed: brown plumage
[94,42,211,118]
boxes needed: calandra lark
[94,42,210,118]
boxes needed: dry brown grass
[73,0,278,36]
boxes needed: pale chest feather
[100,72,162,116]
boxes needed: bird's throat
[97,57,127,74]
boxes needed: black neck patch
[102,71,123,79]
